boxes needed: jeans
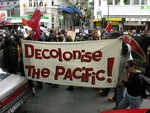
[116,85,126,107]
[117,92,143,109]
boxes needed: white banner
[21,39,122,88]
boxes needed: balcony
[103,5,150,16]
[23,7,47,15]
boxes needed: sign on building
[0,11,7,21]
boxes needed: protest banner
[21,39,122,88]
[67,31,76,41]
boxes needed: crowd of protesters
[0,25,150,110]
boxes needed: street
[15,82,150,113]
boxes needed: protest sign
[21,39,122,88]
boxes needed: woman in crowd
[117,60,144,109]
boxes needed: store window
[141,0,147,5]
[132,0,139,5]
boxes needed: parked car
[0,68,31,113]
[101,109,150,113]
[17,26,50,36]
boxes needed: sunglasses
[125,66,130,69]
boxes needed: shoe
[32,87,37,96]
[108,97,115,102]
[36,85,43,89]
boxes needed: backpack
[139,74,150,99]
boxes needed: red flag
[105,22,112,32]
[27,7,41,40]
[121,35,146,62]
[22,18,28,26]
[101,108,150,113]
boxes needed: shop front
[93,18,101,29]
[10,16,49,26]
[124,18,148,31]
[93,17,124,30]
[104,18,123,30]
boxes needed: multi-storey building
[0,0,82,29]
[92,0,150,31]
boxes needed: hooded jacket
[118,44,133,84]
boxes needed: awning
[93,19,101,22]
[70,6,82,14]
[58,5,75,13]
[105,18,122,21]
[0,4,19,11]
[10,16,49,23]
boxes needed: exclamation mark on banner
[107,58,114,83]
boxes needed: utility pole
[90,0,94,30]
[107,0,109,23]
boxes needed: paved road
[15,83,150,113]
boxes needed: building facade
[0,0,82,30]
[93,0,150,30]
[20,0,77,29]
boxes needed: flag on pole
[27,6,41,40]
[22,18,28,26]
[21,4,41,40]
[105,22,112,32]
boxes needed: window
[52,14,54,23]
[141,0,147,5]
[59,21,61,27]
[115,0,119,5]
[7,2,9,5]
[52,24,54,29]
[52,0,54,5]
[99,0,101,6]
[29,0,32,7]
[125,0,130,5]
[108,0,113,5]
[34,0,38,7]
[14,2,16,4]
[1,3,3,5]
[132,0,139,5]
